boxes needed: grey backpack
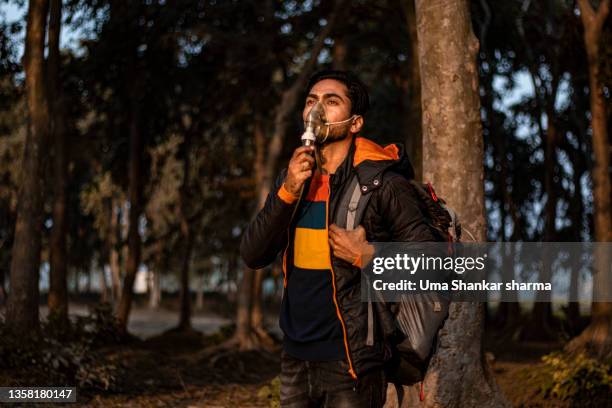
[335,174,460,385]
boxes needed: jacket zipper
[281,228,290,288]
[326,190,357,380]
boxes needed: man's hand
[284,146,315,196]
[329,224,374,267]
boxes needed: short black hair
[306,70,370,116]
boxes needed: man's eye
[327,100,338,105]
[306,99,315,105]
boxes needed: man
[240,70,438,407]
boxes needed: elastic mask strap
[319,115,356,144]
[326,115,357,126]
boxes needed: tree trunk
[387,1,510,406]
[251,268,275,346]
[148,241,162,309]
[99,259,108,304]
[7,0,50,333]
[109,197,122,303]
[195,272,204,310]
[177,116,195,330]
[0,267,6,305]
[148,269,161,309]
[567,153,585,331]
[116,99,143,334]
[249,118,276,346]
[177,224,194,330]
[235,258,258,350]
[47,0,69,325]
[566,0,612,359]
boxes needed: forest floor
[71,328,569,407]
[0,303,598,407]
[76,329,282,407]
[71,319,569,407]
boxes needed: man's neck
[318,135,354,175]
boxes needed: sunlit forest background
[0,0,611,406]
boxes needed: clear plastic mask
[303,102,356,144]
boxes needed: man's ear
[350,115,364,134]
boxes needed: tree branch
[577,0,595,22]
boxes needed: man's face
[303,79,361,143]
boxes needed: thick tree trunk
[116,100,143,333]
[387,1,510,406]
[566,0,612,359]
[7,0,50,333]
[47,0,69,325]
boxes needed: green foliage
[0,304,123,390]
[539,352,612,401]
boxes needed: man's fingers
[293,146,315,158]
[328,238,336,249]
[295,152,315,166]
[329,234,341,248]
[329,224,344,234]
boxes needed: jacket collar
[327,135,414,192]
[352,136,414,192]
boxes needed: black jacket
[240,136,439,379]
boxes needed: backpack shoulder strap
[336,174,373,231]
[335,174,375,345]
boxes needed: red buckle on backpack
[426,182,438,202]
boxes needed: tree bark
[7,0,50,333]
[566,0,612,359]
[387,1,510,406]
[47,0,69,325]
